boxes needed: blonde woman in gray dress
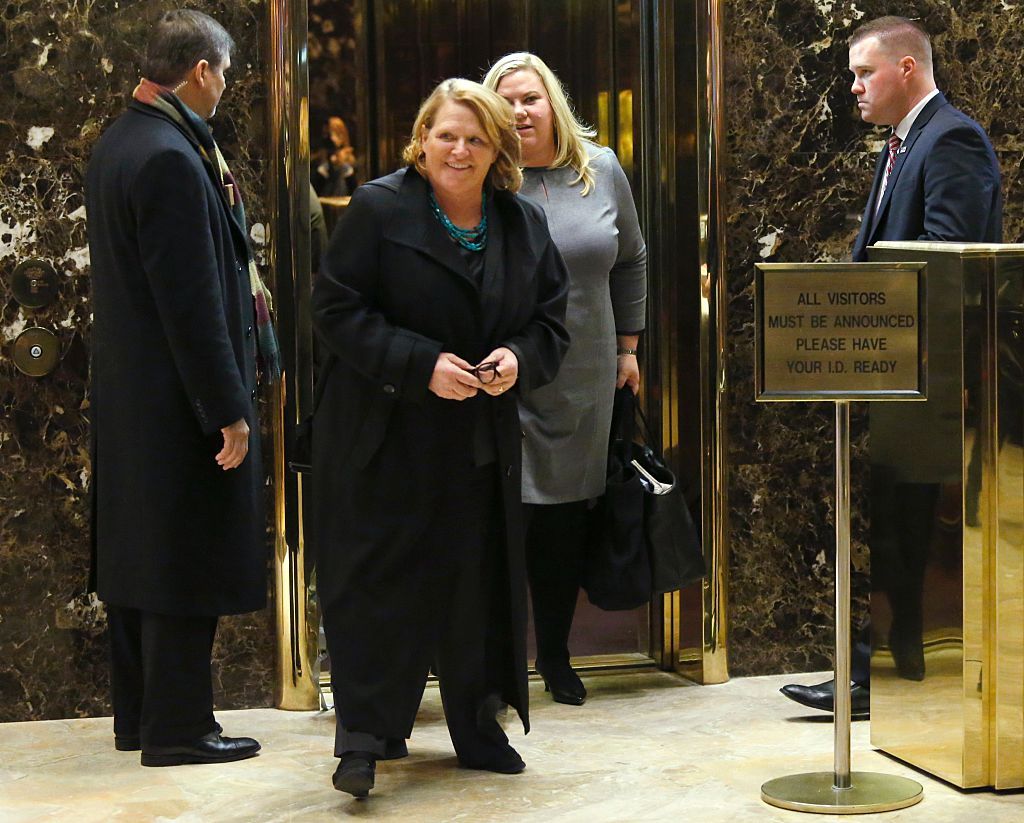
[484,53,647,706]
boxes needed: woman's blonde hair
[401,78,522,192]
[483,52,597,196]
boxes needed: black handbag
[583,388,705,611]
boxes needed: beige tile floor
[1,671,1022,822]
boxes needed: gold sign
[755,263,927,401]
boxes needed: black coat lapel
[492,191,540,340]
[857,146,889,254]
[383,168,474,288]
[479,193,505,337]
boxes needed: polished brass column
[267,0,318,711]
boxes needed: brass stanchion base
[761,772,923,814]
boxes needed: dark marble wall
[723,1,1024,675]
[0,0,274,722]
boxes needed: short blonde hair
[401,78,522,192]
[483,52,597,196]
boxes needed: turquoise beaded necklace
[428,188,488,251]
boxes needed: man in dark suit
[781,15,1002,716]
[86,10,270,766]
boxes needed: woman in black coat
[311,78,569,797]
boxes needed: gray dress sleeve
[606,153,648,333]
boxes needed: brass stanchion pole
[834,400,852,790]
[760,401,923,814]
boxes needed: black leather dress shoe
[536,659,586,706]
[780,679,870,716]
[459,744,525,774]
[333,752,376,798]
[140,731,261,767]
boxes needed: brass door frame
[644,0,728,683]
[267,0,319,710]
[265,0,730,707]
[699,0,730,685]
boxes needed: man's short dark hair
[850,16,932,70]
[143,10,235,85]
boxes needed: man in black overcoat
[782,16,1002,717]
[85,10,270,766]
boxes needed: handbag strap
[633,394,657,445]
[610,386,658,447]
[610,387,637,445]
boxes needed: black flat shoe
[141,731,260,767]
[333,752,376,798]
[115,735,140,752]
[536,659,586,706]
[459,744,525,774]
[780,679,870,717]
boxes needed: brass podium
[868,241,1024,789]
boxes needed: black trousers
[328,462,513,765]
[524,500,589,666]
[107,605,219,747]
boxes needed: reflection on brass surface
[596,90,611,148]
[697,0,729,685]
[268,0,318,711]
[318,196,350,209]
[761,772,923,814]
[755,263,926,400]
[992,254,1024,789]
[617,89,634,175]
[11,327,60,377]
[11,258,59,308]
[868,242,1024,789]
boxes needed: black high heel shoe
[536,659,586,706]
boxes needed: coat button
[506,465,513,477]
[246,326,253,338]
[383,384,396,395]
[251,389,257,400]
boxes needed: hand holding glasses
[428,350,518,401]
[467,360,501,384]
[472,347,519,396]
